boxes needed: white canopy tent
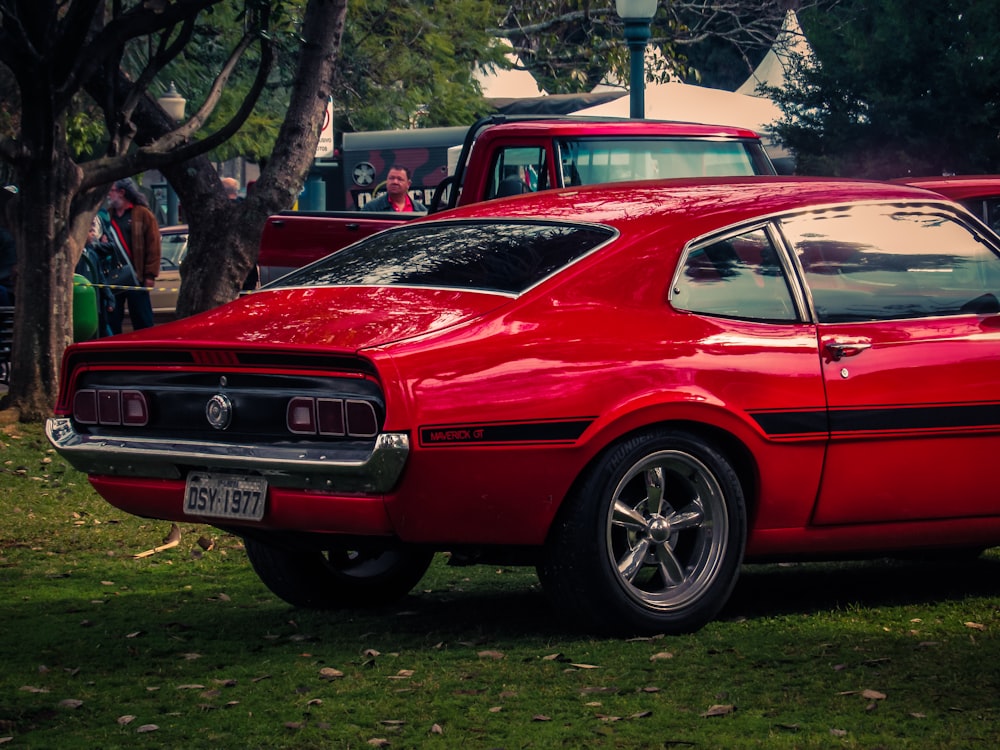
[573,81,782,134]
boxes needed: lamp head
[615,0,657,20]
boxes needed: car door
[780,203,1000,525]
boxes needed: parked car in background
[151,224,187,318]
[896,175,1000,231]
[47,177,1000,635]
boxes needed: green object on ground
[72,273,98,341]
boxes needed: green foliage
[2,422,1000,748]
[771,0,1000,178]
[337,0,506,131]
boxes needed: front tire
[538,429,747,635]
[244,538,433,609]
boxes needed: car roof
[892,175,1000,201]
[481,117,764,141]
[437,176,951,239]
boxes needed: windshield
[557,138,771,185]
[270,220,615,295]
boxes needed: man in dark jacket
[362,165,427,212]
[105,177,161,333]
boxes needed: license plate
[184,472,268,521]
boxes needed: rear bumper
[45,417,409,494]
[88,474,397,535]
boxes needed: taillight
[286,397,377,438]
[73,389,148,426]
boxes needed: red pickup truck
[258,115,777,283]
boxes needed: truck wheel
[538,430,746,636]
[244,538,433,609]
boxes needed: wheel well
[550,420,759,539]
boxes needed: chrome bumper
[45,417,409,494]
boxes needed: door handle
[825,341,871,361]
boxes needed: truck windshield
[269,220,615,295]
[557,138,772,185]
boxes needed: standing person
[106,178,161,333]
[362,165,426,212]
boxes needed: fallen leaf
[58,699,83,709]
[367,739,390,747]
[830,728,847,737]
[532,715,551,722]
[569,663,601,669]
[387,670,414,679]
[477,650,505,660]
[319,668,344,680]
[701,704,735,718]
[117,715,136,725]
[196,536,215,551]
[488,706,502,713]
[176,684,205,690]
[649,652,674,661]
[630,711,653,719]
[862,689,886,701]
[137,724,159,733]
[430,723,443,735]
[965,622,986,631]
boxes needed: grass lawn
[1,419,998,749]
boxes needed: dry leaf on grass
[319,668,344,680]
[862,689,887,701]
[58,699,83,709]
[133,524,181,558]
[649,652,674,661]
[477,650,505,660]
[965,621,986,631]
[137,724,159,733]
[701,704,735,717]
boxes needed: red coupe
[47,177,1000,635]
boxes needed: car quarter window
[780,204,1000,323]
[670,227,798,322]
[272,221,614,295]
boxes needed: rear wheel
[538,429,747,635]
[244,538,433,609]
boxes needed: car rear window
[558,138,772,185]
[270,220,615,295]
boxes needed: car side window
[781,205,1000,323]
[671,228,798,322]
[487,146,547,199]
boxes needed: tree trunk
[5,119,80,421]
[173,0,348,318]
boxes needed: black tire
[243,538,434,609]
[538,429,747,636]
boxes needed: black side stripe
[751,403,1000,437]
[420,419,594,447]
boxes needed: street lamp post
[615,0,657,119]
[156,82,186,225]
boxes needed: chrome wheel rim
[605,449,729,612]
